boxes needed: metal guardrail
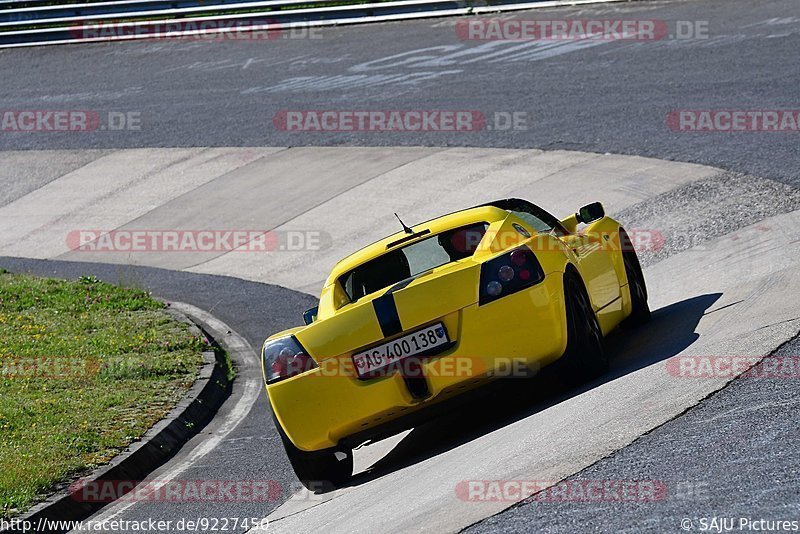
[0,0,624,48]
[0,0,289,24]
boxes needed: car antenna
[394,213,413,234]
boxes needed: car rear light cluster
[479,246,545,305]
[262,336,318,383]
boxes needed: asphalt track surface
[0,0,799,532]
[2,162,799,532]
[0,0,799,187]
[466,338,800,533]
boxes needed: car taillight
[479,245,545,305]
[262,336,317,383]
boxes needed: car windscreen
[340,222,489,302]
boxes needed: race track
[1,0,798,186]
[0,0,799,532]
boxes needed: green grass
[0,272,208,518]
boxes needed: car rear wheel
[273,415,353,492]
[620,229,651,327]
[557,272,608,383]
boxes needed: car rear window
[340,222,489,302]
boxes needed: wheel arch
[618,226,648,301]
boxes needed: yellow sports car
[261,198,649,488]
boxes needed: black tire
[273,415,352,492]
[557,271,608,384]
[620,229,651,327]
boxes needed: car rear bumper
[267,272,567,451]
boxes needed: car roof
[325,198,534,286]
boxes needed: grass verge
[0,272,209,518]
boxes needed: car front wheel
[620,228,651,327]
[557,271,609,384]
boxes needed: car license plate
[352,323,449,378]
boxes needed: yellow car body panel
[262,199,638,451]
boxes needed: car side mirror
[576,202,605,224]
[302,306,318,325]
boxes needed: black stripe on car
[373,293,403,337]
